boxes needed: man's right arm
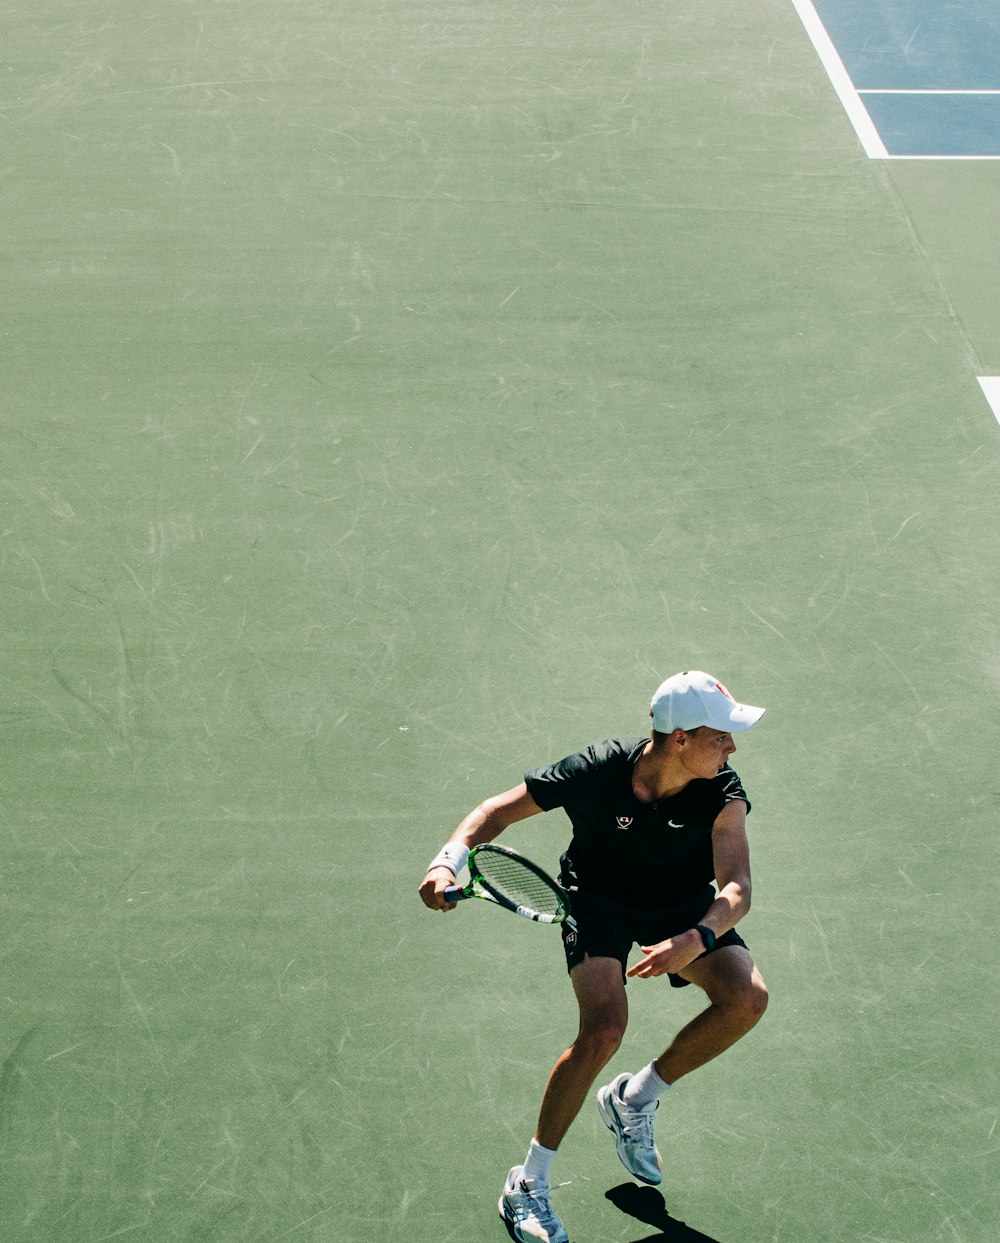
[418,782,544,910]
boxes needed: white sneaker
[499,1165,569,1243]
[596,1072,662,1185]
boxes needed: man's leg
[654,945,768,1084]
[500,957,627,1243]
[595,946,768,1185]
[534,955,628,1150]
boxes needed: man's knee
[575,1015,626,1064]
[724,973,769,1028]
[689,949,769,1030]
[570,955,629,1065]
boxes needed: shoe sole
[596,1086,663,1186]
[498,1198,518,1242]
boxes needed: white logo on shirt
[615,816,633,830]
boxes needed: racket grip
[443,885,463,903]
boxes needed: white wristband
[426,842,470,877]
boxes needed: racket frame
[443,842,575,929]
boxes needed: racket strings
[476,852,564,916]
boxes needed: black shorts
[561,889,747,989]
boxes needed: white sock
[621,1061,671,1111]
[522,1138,558,1186]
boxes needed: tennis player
[419,671,768,1243]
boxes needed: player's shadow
[605,1183,726,1242]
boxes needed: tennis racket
[443,843,575,930]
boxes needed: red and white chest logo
[615,815,634,830]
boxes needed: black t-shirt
[524,737,749,908]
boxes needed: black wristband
[694,924,717,952]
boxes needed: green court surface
[3,2,999,1241]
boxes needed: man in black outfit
[419,671,768,1243]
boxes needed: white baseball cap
[650,671,765,734]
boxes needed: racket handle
[443,885,464,903]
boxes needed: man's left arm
[626,800,751,980]
[697,798,752,938]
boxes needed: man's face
[680,727,737,778]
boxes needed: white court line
[881,154,1000,161]
[977,377,1000,426]
[790,0,888,158]
[860,89,1000,95]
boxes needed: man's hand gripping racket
[442,843,576,931]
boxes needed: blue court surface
[863,92,1000,158]
[796,0,1000,157]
